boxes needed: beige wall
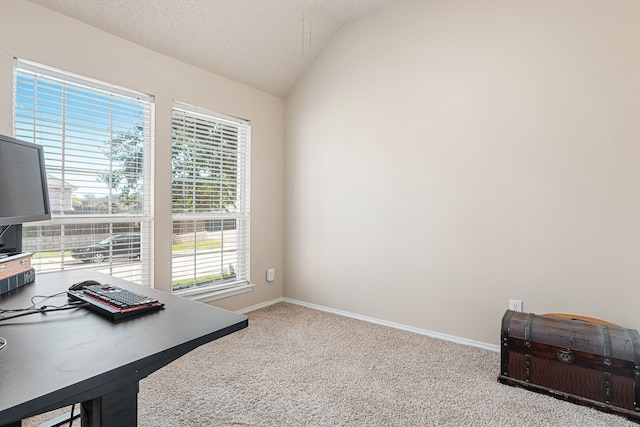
[285,0,640,344]
[2,0,639,347]
[0,0,285,311]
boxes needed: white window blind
[13,59,154,286]
[171,102,250,295]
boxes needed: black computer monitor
[0,134,51,253]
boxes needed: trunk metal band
[626,328,640,411]
[601,325,613,404]
[524,313,534,347]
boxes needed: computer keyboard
[68,282,164,321]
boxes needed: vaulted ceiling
[27,0,399,97]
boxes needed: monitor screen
[0,134,51,226]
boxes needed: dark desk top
[0,270,248,425]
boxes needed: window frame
[13,59,154,287]
[171,101,251,301]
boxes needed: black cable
[69,403,75,427]
[0,224,12,240]
[0,336,7,351]
[0,291,69,314]
[0,302,88,322]
[29,292,70,309]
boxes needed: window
[171,102,250,297]
[13,60,153,286]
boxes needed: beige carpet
[26,302,635,426]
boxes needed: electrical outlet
[266,268,275,282]
[509,299,523,312]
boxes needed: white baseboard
[238,297,500,353]
[236,297,284,314]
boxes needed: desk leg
[80,382,138,427]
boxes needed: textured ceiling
[26,0,399,97]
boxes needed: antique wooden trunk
[499,310,640,422]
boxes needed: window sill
[176,283,254,304]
